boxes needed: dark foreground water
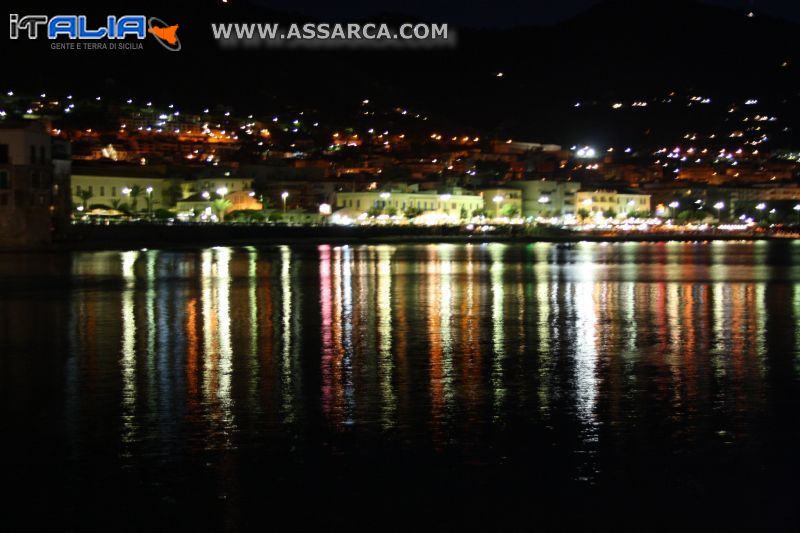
[2,241,800,531]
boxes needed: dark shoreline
[1,224,795,252]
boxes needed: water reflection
[50,242,800,479]
[120,250,138,453]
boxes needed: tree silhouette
[127,185,142,212]
[76,189,93,210]
[212,198,233,222]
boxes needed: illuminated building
[176,190,261,217]
[575,190,651,217]
[180,176,253,198]
[335,186,483,220]
[504,180,581,218]
[71,167,168,211]
[478,188,523,217]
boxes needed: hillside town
[2,90,800,245]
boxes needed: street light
[624,199,636,218]
[537,195,550,217]
[756,202,767,223]
[281,191,289,213]
[121,187,132,216]
[201,191,211,219]
[714,201,725,222]
[216,187,228,197]
[146,186,154,218]
[668,200,679,220]
[794,204,800,225]
[493,195,504,218]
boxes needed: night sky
[251,0,796,27]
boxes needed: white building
[575,190,651,218]
[505,180,581,218]
[335,186,483,221]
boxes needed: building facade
[575,190,651,218]
[335,188,483,220]
[71,172,168,212]
[0,122,70,246]
[505,180,581,218]
[478,188,523,217]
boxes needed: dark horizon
[247,0,799,28]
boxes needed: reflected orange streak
[186,297,199,402]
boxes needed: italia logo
[9,14,181,51]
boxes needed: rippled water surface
[2,242,800,531]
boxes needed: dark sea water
[2,241,800,531]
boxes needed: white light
[756,202,766,210]
[319,203,332,215]
[538,195,550,204]
[668,201,679,209]
[281,191,289,199]
[202,191,211,200]
[216,187,228,197]
[122,187,131,195]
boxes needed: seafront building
[477,188,523,217]
[575,190,651,218]
[504,180,581,218]
[0,122,70,246]
[335,185,484,221]
[176,190,262,219]
[70,167,169,211]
